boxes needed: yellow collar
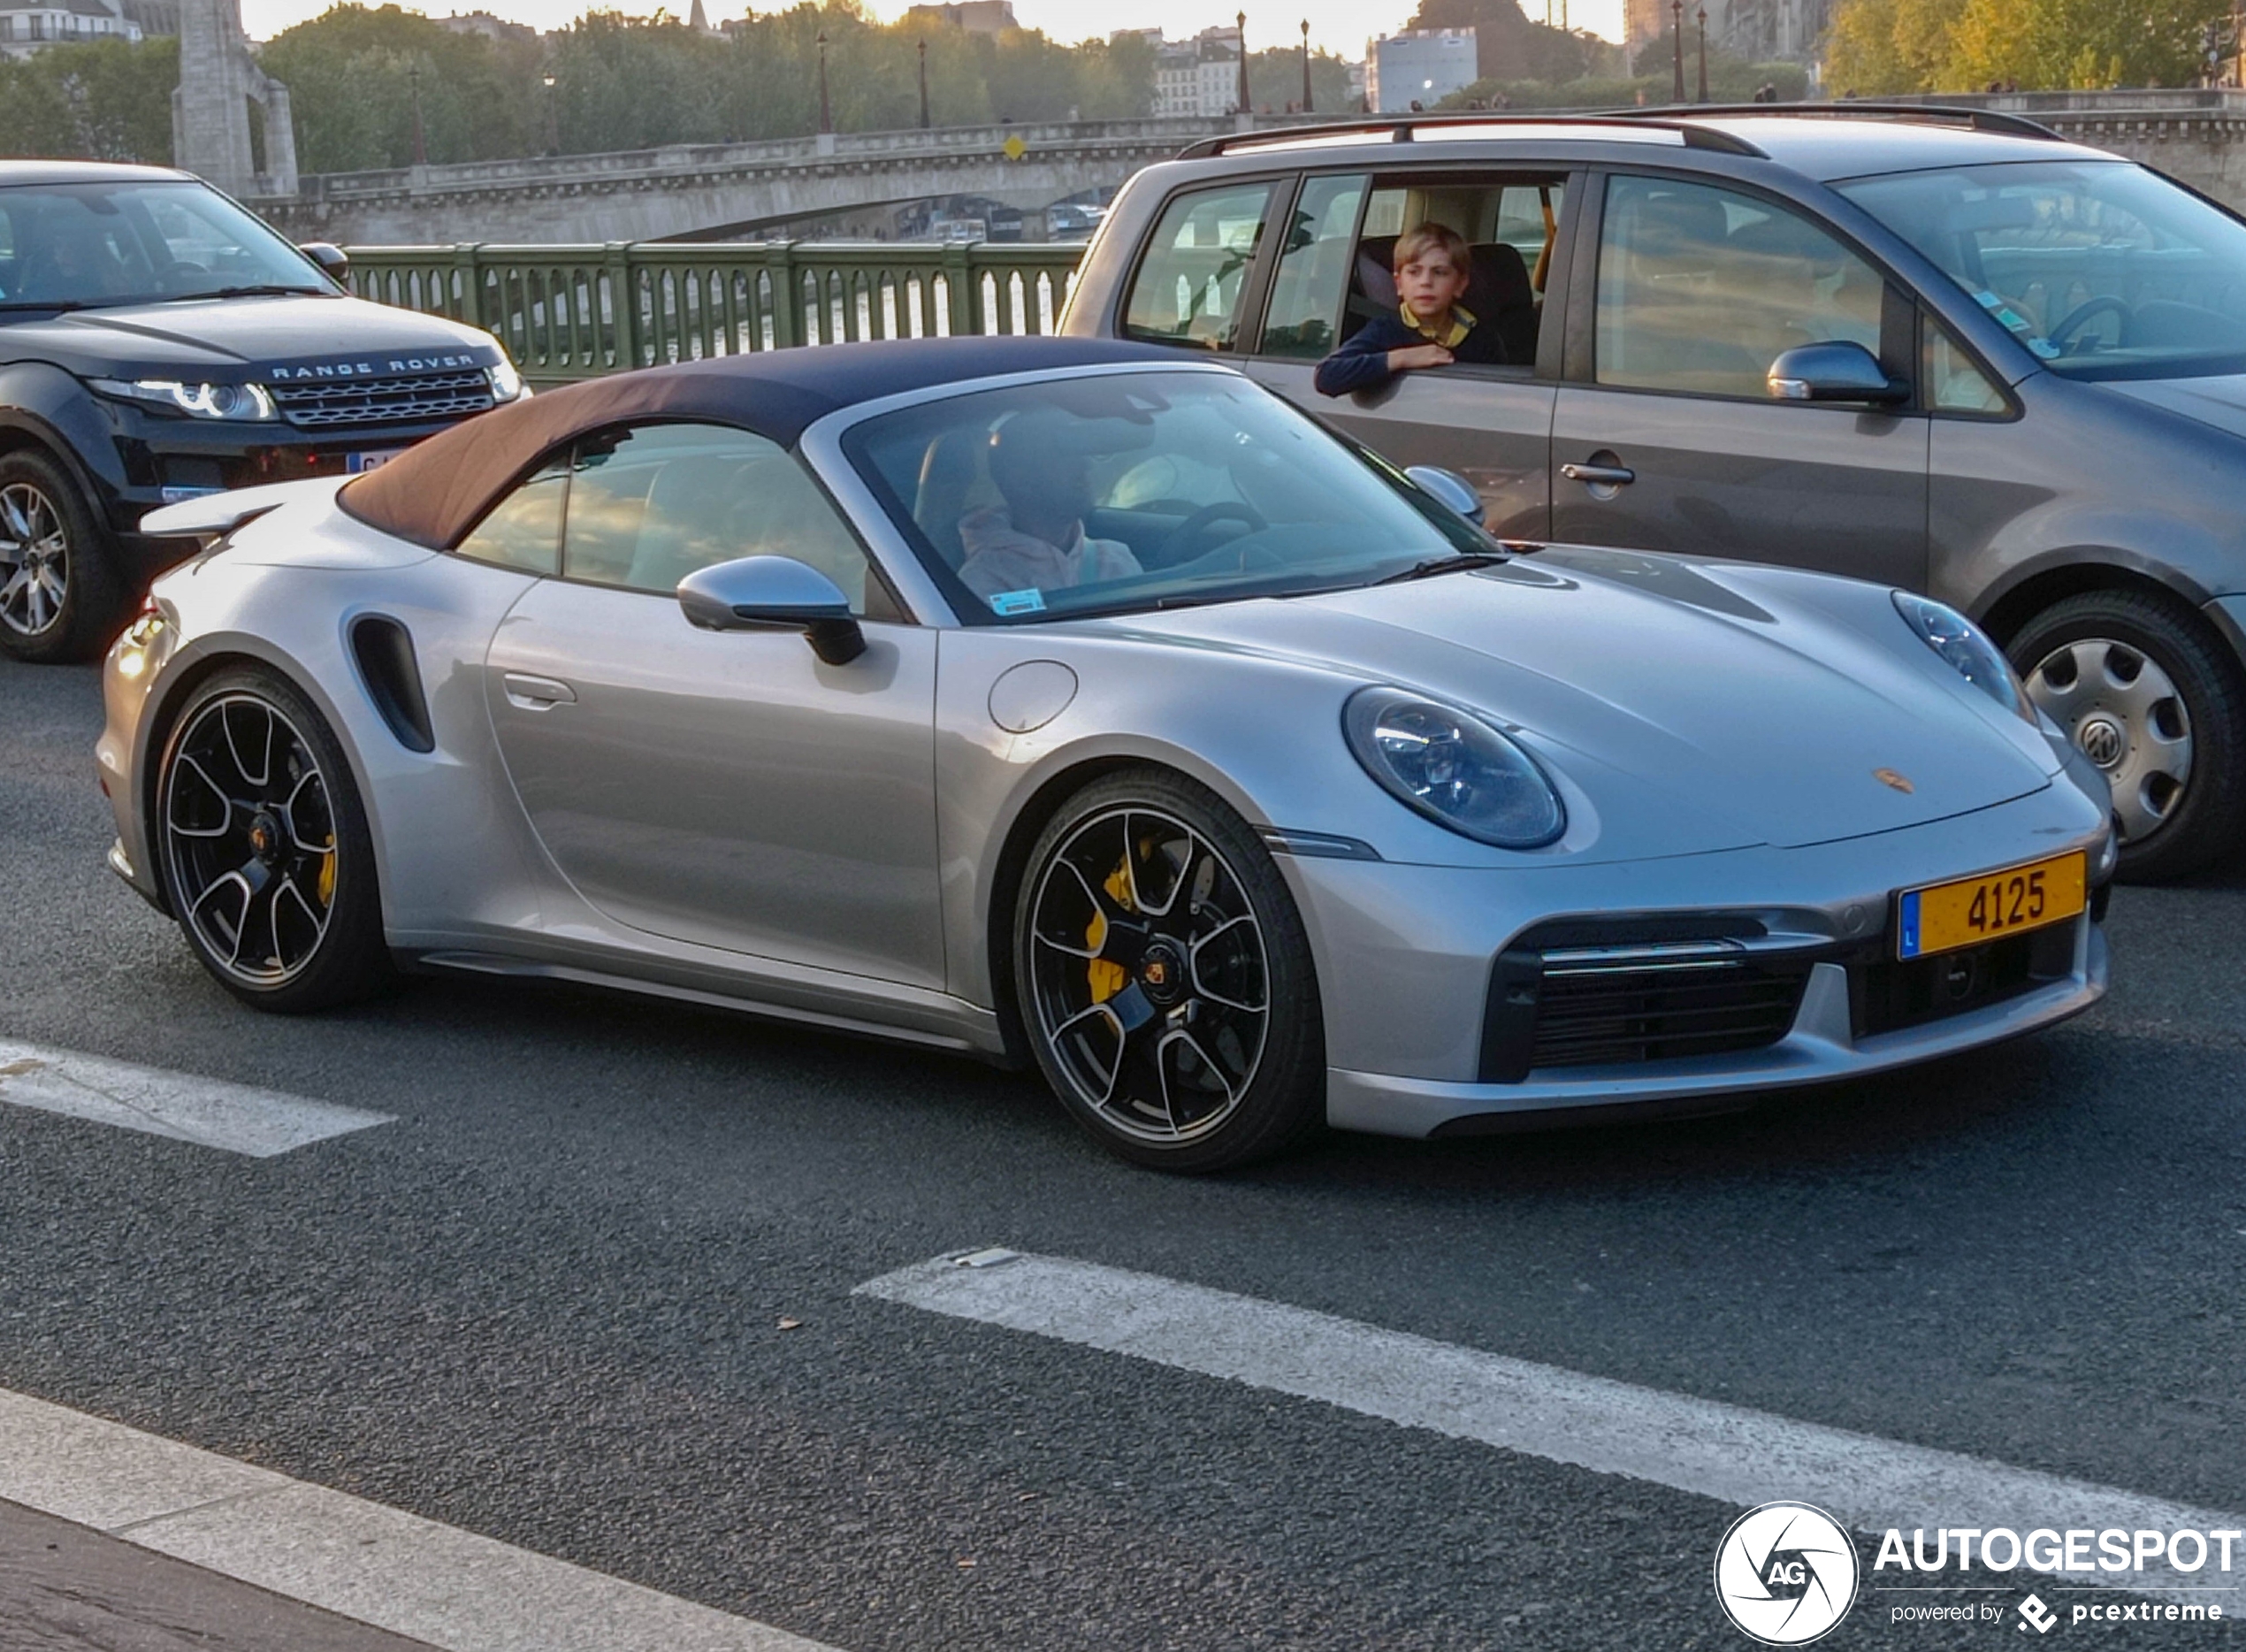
[1401,301,1475,348]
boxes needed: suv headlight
[1893,592,2031,721]
[90,378,277,422]
[487,356,525,402]
[1343,686,1565,848]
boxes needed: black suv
[1,161,523,664]
[1061,107,2246,878]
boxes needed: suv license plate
[1896,850,2086,960]
[346,448,405,474]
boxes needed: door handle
[502,672,577,710]
[1561,462,1636,487]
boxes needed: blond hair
[1393,222,1470,272]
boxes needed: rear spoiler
[139,478,334,539]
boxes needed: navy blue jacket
[1313,313,1509,397]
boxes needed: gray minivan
[1059,106,2246,879]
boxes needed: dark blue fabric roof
[342,336,1179,549]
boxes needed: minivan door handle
[1561,462,1636,486]
[502,672,577,710]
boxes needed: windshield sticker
[1973,288,2003,310]
[989,588,1047,616]
[2028,338,2063,359]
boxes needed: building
[1142,27,1240,118]
[1365,28,1476,113]
[1624,0,1830,67]
[0,0,142,59]
[438,9,536,42]
[904,0,1016,34]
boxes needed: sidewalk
[0,1499,438,1652]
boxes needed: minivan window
[1260,174,1366,359]
[1122,182,1274,352]
[1593,174,1884,398]
[1837,161,2246,382]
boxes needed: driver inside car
[957,414,1142,603]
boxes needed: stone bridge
[250,117,1273,246]
[248,92,2246,248]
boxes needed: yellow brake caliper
[317,840,337,906]
[1087,854,1133,1004]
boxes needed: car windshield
[841,370,1492,623]
[0,180,333,310]
[1837,159,2246,381]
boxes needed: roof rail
[1609,100,2064,141]
[1176,112,1767,161]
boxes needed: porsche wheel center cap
[248,811,283,863]
[1139,940,1188,1007]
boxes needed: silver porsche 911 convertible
[99,338,2114,1171]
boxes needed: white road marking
[0,1387,842,1652]
[857,1250,2246,1602]
[0,1040,390,1157]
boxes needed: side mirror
[1403,464,1486,525]
[678,555,867,665]
[299,241,350,281]
[1767,341,1907,406]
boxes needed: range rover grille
[268,370,495,430]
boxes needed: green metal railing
[345,241,1088,385]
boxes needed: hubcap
[1027,807,1269,1145]
[0,482,69,639]
[161,694,338,986]
[2022,637,2192,845]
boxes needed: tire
[155,668,395,1012]
[0,447,127,665]
[2008,588,2246,883]
[1012,767,1325,1172]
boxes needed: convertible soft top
[339,335,1174,551]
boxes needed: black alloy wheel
[1015,768,1325,1172]
[157,669,394,1012]
[0,448,126,664]
[2010,588,2246,883]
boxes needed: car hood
[0,294,498,379]
[1120,550,2055,855]
[2100,372,2246,442]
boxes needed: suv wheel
[0,449,126,665]
[2010,588,2246,883]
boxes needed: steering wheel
[2045,294,2130,353]
[1153,501,1268,569]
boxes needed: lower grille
[1854,922,2072,1038]
[270,370,494,430]
[1531,962,1807,1070]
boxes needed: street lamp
[816,30,832,135]
[1299,19,1311,114]
[1236,11,1249,116]
[1669,0,1684,103]
[541,70,558,157]
[1696,4,1708,103]
[409,59,426,165]
[917,37,930,129]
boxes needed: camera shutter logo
[1713,1501,1860,1645]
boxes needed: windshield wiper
[0,300,96,312]
[1372,551,1509,585]
[159,285,331,302]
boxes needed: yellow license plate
[1897,851,2086,960]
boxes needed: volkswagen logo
[2077,715,2127,770]
[1713,1502,1859,1645]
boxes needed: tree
[0,37,179,164]
[1244,45,1352,114]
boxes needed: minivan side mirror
[1404,464,1486,525]
[1767,341,1907,406]
[299,241,350,281]
[678,555,867,665]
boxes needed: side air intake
[348,614,435,753]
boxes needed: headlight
[1343,686,1565,848]
[89,378,276,422]
[487,356,525,402]
[1892,592,2032,721]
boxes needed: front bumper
[1280,785,2112,1138]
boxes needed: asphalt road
[3,650,2242,1650]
